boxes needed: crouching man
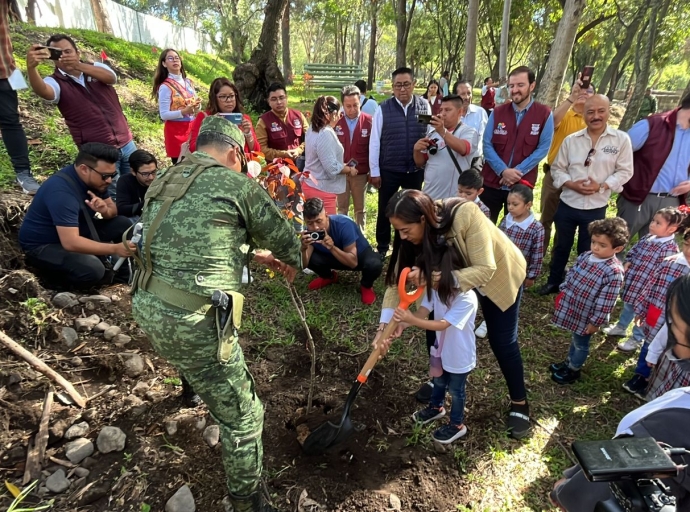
[301,197,383,304]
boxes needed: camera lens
[308,232,319,240]
[428,145,438,155]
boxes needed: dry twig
[284,280,316,414]
[23,386,54,484]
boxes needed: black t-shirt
[115,173,148,217]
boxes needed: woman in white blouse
[151,48,201,163]
[302,96,358,214]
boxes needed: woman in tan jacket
[376,189,530,439]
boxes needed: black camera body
[595,479,676,512]
[306,230,326,241]
[428,139,438,155]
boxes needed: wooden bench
[303,63,364,92]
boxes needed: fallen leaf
[298,489,324,511]
[5,480,21,498]
[27,139,43,145]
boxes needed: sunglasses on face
[86,165,117,181]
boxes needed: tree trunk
[536,0,587,108]
[463,0,479,84]
[394,0,415,69]
[233,0,288,112]
[597,8,646,95]
[367,0,378,89]
[9,0,22,21]
[619,0,669,131]
[90,0,113,34]
[681,79,690,106]
[498,0,512,80]
[355,22,362,66]
[281,1,293,84]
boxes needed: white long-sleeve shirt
[304,126,346,194]
[158,73,196,122]
[44,62,116,104]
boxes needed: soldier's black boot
[180,375,203,408]
[227,490,282,512]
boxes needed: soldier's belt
[144,275,211,314]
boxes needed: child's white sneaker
[603,324,627,337]
[617,338,643,353]
[242,266,253,284]
[475,320,487,338]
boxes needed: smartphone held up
[580,65,595,91]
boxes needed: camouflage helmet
[198,116,245,148]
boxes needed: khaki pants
[540,166,561,256]
[337,173,369,231]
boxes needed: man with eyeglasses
[19,142,134,288]
[116,149,158,223]
[255,82,308,165]
[369,66,430,257]
[26,34,135,196]
[539,94,633,295]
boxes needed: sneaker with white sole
[603,324,627,337]
[412,405,446,425]
[475,320,487,338]
[432,423,468,444]
[617,338,643,353]
[16,170,41,195]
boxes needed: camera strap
[444,122,466,175]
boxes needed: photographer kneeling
[301,198,383,305]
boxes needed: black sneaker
[415,381,434,403]
[507,402,531,439]
[551,366,581,385]
[181,376,203,407]
[549,361,568,373]
[538,282,560,296]
[622,374,648,399]
[432,423,467,444]
[412,405,446,425]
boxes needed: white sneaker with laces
[303,268,316,275]
[603,324,627,337]
[475,320,487,338]
[617,338,643,353]
[241,266,253,284]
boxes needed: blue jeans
[430,370,469,425]
[616,302,645,341]
[566,332,593,370]
[477,287,527,402]
[634,341,652,378]
[111,139,137,196]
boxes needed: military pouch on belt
[215,291,244,364]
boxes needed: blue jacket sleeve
[516,112,554,174]
[482,112,507,176]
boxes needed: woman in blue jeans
[375,189,531,439]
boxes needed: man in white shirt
[413,95,479,200]
[26,34,135,194]
[454,81,488,163]
[539,94,634,295]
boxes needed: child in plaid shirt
[457,169,491,219]
[550,218,628,384]
[498,184,544,289]
[604,207,685,353]
[622,225,690,398]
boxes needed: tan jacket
[382,201,526,313]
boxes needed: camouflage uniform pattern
[132,116,301,499]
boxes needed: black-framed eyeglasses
[393,82,413,90]
[584,148,596,167]
[135,170,158,178]
[217,94,236,102]
[86,165,117,181]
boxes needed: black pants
[547,201,607,285]
[375,169,424,253]
[307,246,383,288]
[0,79,30,174]
[479,186,510,224]
[24,216,132,289]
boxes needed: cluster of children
[391,169,690,445]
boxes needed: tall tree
[681,78,690,105]
[90,0,114,34]
[393,0,416,68]
[282,1,293,84]
[463,0,479,83]
[498,0,511,80]
[233,0,288,112]
[367,0,378,88]
[537,0,587,107]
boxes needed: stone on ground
[52,292,78,308]
[165,484,196,512]
[60,327,79,348]
[123,354,145,377]
[64,421,89,440]
[97,426,127,453]
[45,468,71,493]
[103,325,122,341]
[75,314,101,332]
[65,438,94,464]
[203,425,220,448]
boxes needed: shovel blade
[301,420,342,455]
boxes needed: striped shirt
[304,125,346,194]
[0,0,15,79]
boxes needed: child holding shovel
[391,258,478,445]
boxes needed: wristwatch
[599,184,606,194]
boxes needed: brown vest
[334,113,373,175]
[259,109,304,151]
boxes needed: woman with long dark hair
[302,95,358,214]
[187,77,259,157]
[151,48,200,164]
[423,79,443,115]
[375,189,531,439]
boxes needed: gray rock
[82,408,98,422]
[93,322,110,333]
[37,485,48,498]
[125,394,144,407]
[113,334,132,347]
[165,484,196,512]
[52,292,78,308]
[96,426,126,453]
[71,356,84,366]
[164,420,178,436]
[60,327,79,348]
[103,325,122,341]
[131,404,148,417]
[123,354,145,377]
[64,421,90,440]
[74,315,101,332]
[73,467,90,478]
[65,438,94,464]
[79,295,112,304]
[132,381,150,397]
[389,493,402,511]
[46,469,71,493]
[194,416,207,431]
[80,457,97,470]
[203,425,220,448]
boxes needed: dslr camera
[427,139,438,155]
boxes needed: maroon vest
[52,69,132,148]
[259,109,304,151]
[622,109,685,205]
[481,87,496,110]
[482,101,552,189]
[427,95,442,116]
[334,113,373,175]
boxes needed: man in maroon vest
[617,94,690,239]
[255,83,308,165]
[334,85,373,231]
[481,66,554,223]
[26,34,135,196]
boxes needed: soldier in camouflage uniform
[131,116,301,512]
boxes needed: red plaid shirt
[647,350,690,401]
[552,252,624,335]
[498,215,544,279]
[622,235,678,304]
[634,253,690,340]
[0,0,15,79]
[476,199,491,219]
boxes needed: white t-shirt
[43,62,117,104]
[360,94,378,116]
[421,289,478,374]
